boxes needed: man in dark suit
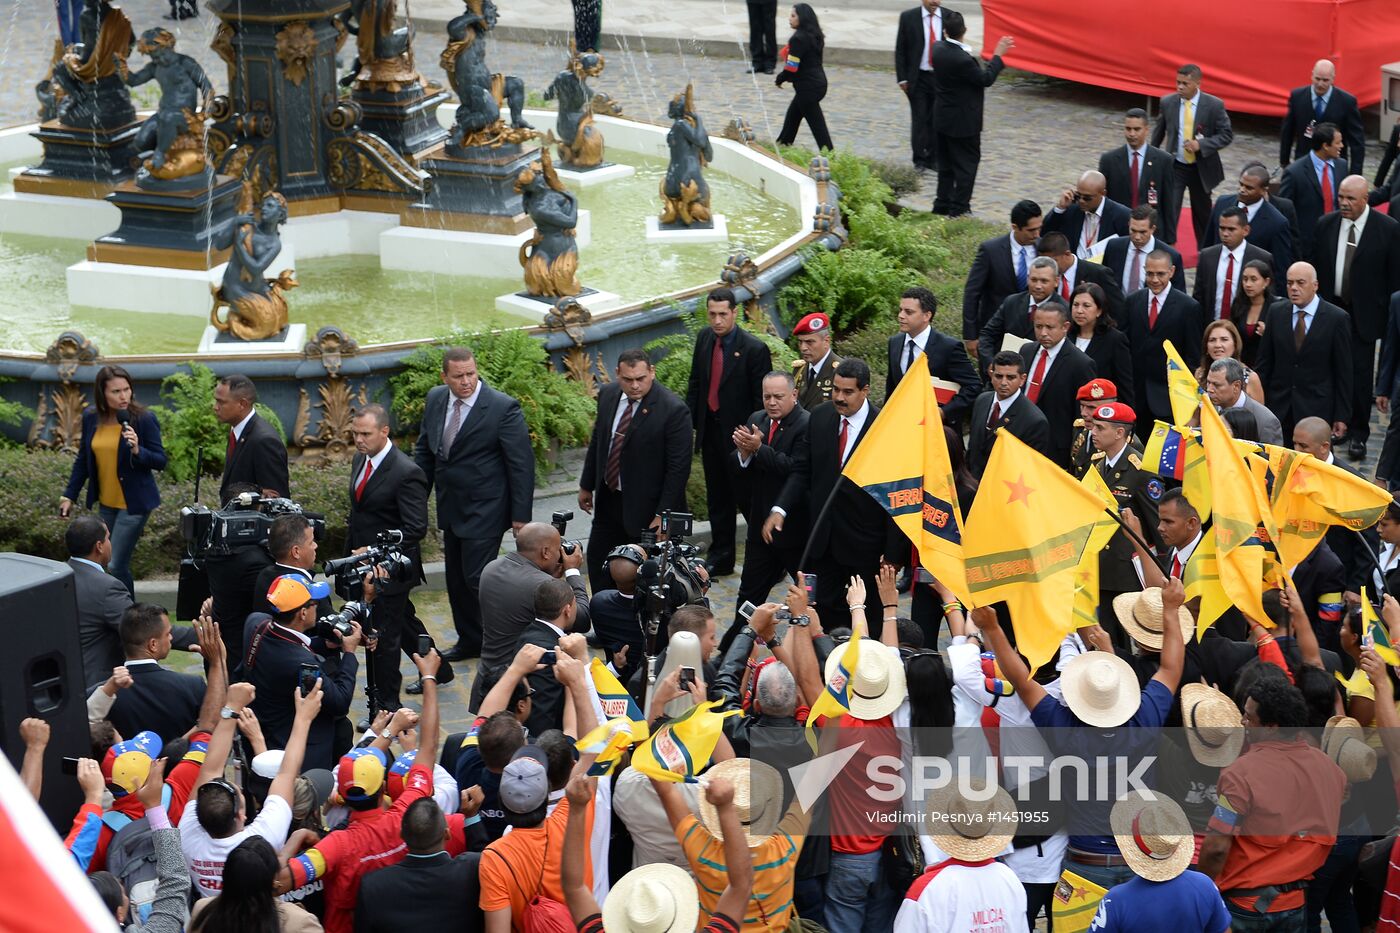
[929,15,1013,216]
[107,603,205,744]
[887,286,978,425]
[1313,176,1400,460]
[1042,170,1131,259]
[1103,206,1185,296]
[1280,60,1366,176]
[1099,108,1178,243]
[1193,207,1273,321]
[685,288,771,575]
[253,513,335,621]
[1280,123,1346,257]
[579,348,692,590]
[894,0,944,172]
[1041,232,1125,320]
[966,350,1049,479]
[1122,250,1205,438]
[1151,63,1234,246]
[215,374,289,504]
[1254,261,1354,438]
[962,200,1042,357]
[1295,417,1380,614]
[1020,303,1096,468]
[1202,165,1295,282]
[790,312,842,410]
[516,578,579,736]
[67,514,133,688]
[745,0,778,74]
[1374,294,1400,486]
[355,797,483,933]
[977,256,1064,372]
[413,346,535,660]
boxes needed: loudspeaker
[0,554,90,831]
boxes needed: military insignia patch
[1145,479,1164,501]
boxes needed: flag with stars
[1363,587,1400,666]
[963,430,1110,671]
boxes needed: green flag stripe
[966,527,1091,593]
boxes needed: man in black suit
[685,288,771,575]
[1043,170,1131,259]
[1295,417,1378,614]
[1020,303,1096,468]
[887,286,978,425]
[929,15,1013,216]
[1375,294,1400,487]
[107,603,205,744]
[966,350,1049,479]
[791,312,843,410]
[515,578,579,735]
[215,374,289,504]
[977,256,1064,372]
[355,797,483,933]
[1193,207,1273,321]
[1122,250,1205,438]
[1103,207,1185,296]
[1099,108,1177,244]
[763,358,902,634]
[252,513,334,620]
[579,348,692,590]
[1314,176,1400,460]
[1151,63,1234,246]
[962,200,1042,357]
[1280,60,1366,176]
[894,0,944,172]
[1041,232,1125,321]
[1254,261,1354,438]
[745,0,778,74]
[67,514,133,688]
[1202,165,1295,282]
[413,346,535,660]
[1280,123,1346,257]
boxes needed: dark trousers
[586,486,632,591]
[700,421,741,569]
[572,0,601,51]
[1379,416,1400,485]
[1172,160,1212,245]
[443,532,500,655]
[909,582,944,648]
[1306,834,1361,933]
[746,0,777,70]
[720,530,800,657]
[908,71,938,170]
[812,554,884,638]
[56,0,84,44]
[366,589,434,710]
[1026,881,1056,932]
[1350,331,1377,443]
[933,133,981,217]
[776,82,833,152]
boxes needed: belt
[1067,849,1128,868]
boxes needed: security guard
[790,312,843,411]
[1088,402,1164,649]
[1071,378,1118,477]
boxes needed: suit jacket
[1271,193,1304,262]
[894,6,935,86]
[478,551,589,673]
[931,41,1003,138]
[355,850,483,933]
[1280,85,1366,176]
[966,391,1048,478]
[977,292,1066,372]
[1376,292,1400,400]
[1221,396,1285,447]
[963,234,1024,340]
[219,412,289,504]
[1064,258,1126,321]
[729,405,811,546]
[1312,208,1400,342]
[1253,298,1353,426]
[519,618,569,736]
[794,353,842,412]
[347,445,429,593]
[107,661,204,745]
[886,329,979,425]
[1101,237,1185,295]
[253,562,334,620]
[71,557,133,688]
[243,616,358,770]
[1203,196,1294,283]
[1151,91,1234,191]
[579,382,692,535]
[1279,155,1345,256]
[1097,144,1178,243]
[1122,287,1205,424]
[685,327,771,444]
[1020,340,1096,468]
[1191,243,1274,321]
[1080,329,1135,408]
[1042,199,1132,257]
[63,409,166,514]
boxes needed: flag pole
[796,474,851,580]
[1351,527,1388,599]
[1100,506,1172,577]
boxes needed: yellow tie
[1183,99,1196,164]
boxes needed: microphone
[638,559,661,586]
[116,409,130,428]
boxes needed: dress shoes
[1349,437,1367,461]
[440,644,478,662]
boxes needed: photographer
[253,513,333,620]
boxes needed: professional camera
[323,530,415,601]
[552,509,581,555]
[636,511,708,654]
[181,493,325,559]
[314,601,370,642]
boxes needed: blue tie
[1015,246,1028,290]
[1315,95,1326,121]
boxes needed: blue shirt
[1091,872,1231,933]
[1309,151,1337,190]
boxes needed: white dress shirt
[1336,206,1369,290]
[901,326,932,372]
[986,389,1021,425]
[1216,241,1246,314]
[231,409,256,442]
[441,388,479,437]
[356,441,393,489]
[837,400,871,466]
[1122,236,1157,290]
[1009,234,1037,280]
[1176,90,1201,163]
[919,7,942,71]
[607,393,639,491]
[806,349,833,385]
[1292,293,1320,337]
[1240,199,1263,222]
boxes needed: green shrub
[826,149,895,216]
[155,363,285,482]
[646,305,796,398]
[847,202,949,271]
[0,378,33,448]
[777,246,922,335]
[835,324,896,406]
[684,454,709,521]
[869,158,920,199]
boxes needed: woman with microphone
[60,364,166,595]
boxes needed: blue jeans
[824,850,897,933]
[1306,835,1361,933]
[99,506,148,597]
[1228,904,1306,933]
[1064,855,1137,891]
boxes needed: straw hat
[603,863,700,933]
[1110,790,1194,882]
[925,780,1019,862]
[1059,650,1141,728]
[697,758,785,848]
[823,637,908,720]
[1323,715,1377,782]
[1112,588,1194,651]
[1181,683,1244,767]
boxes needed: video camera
[322,530,415,601]
[636,511,708,654]
[313,600,370,642]
[181,493,325,559]
[552,509,581,555]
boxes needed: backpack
[488,833,573,933]
[102,812,162,924]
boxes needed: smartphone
[738,601,757,621]
[678,666,697,692]
[61,756,81,776]
[540,650,558,665]
[298,661,321,697]
[801,572,817,603]
[416,635,433,659]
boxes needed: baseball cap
[1076,378,1118,402]
[1094,402,1136,425]
[336,746,388,802]
[791,312,830,336]
[499,745,550,814]
[267,574,331,613]
[102,730,162,796]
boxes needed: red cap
[791,313,831,336]
[1093,402,1136,425]
[1076,378,1118,402]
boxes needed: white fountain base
[494,288,623,318]
[379,209,591,275]
[555,163,637,188]
[644,214,729,244]
[66,244,295,316]
[283,210,402,259]
[198,323,307,355]
[0,191,121,241]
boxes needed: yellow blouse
[91,423,127,510]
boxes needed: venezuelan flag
[1363,587,1400,666]
[1142,421,1187,479]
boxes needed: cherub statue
[210,190,299,341]
[338,0,415,87]
[659,85,713,227]
[125,28,213,179]
[515,149,581,298]
[441,0,533,151]
[543,40,605,168]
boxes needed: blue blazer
[63,408,166,515]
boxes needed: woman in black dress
[1228,258,1273,367]
[1069,282,1133,407]
[774,4,833,151]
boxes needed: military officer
[1070,378,1119,476]
[1087,402,1164,649]
[790,312,842,411]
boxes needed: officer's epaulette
[790,358,804,373]
[1127,453,1142,468]
[1090,451,1106,460]
[1073,417,1085,428]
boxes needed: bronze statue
[52,0,134,128]
[210,190,298,341]
[659,85,713,227]
[515,149,581,298]
[339,0,416,88]
[125,28,213,180]
[440,0,533,151]
[543,40,605,168]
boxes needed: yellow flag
[843,354,970,603]
[963,430,1110,671]
[1162,340,1203,429]
[1363,587,1400,666]
[1182,531,1233,637]
[1197,400,1271,626]
[1053,869,1109,933]
[808,630,861,726]
[1261,445,1392,568]
[631,699,740,784]
[1072,466,1121,630]
[579,717,649,777]
[589,658,648,731]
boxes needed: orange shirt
[478,797,594,932]
[92,423,126,510]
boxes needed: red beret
[1093,402,1136,425]
[791,313,831,336]
[1076,378,1118,402]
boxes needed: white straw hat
[1112,588,1195,651]
[1323,715,1377,782]
[1059,650,1141,728]
[1111,790,1194,882]
[603,863,701,933]
[1181,683,1244,767]
[697,758,785,848]
[822,637,908,720]
[925,780,1019,862]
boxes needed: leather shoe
[704,561,736,577]
[1349,437,1367,461]
[440,644,478,662]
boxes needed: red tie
[837,417,850,463]
[355,459,373,501]
[988,401,1001,429]
[1171,554,1183,579]
[1220,252,1235,320]
[1130,151,1141,208]
[1060,277,1071,302]
[1321,162,1334,214]
[707,337,723,412]
[1027,302,1038,324]
[226,429,236,463]
[1027,349,1049,403]
[767,419,779,444]
[1148,295,1160,330]
[926,11,937,67]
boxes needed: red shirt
[826,715,900,855]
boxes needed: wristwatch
[219,706,238,720]
[764,636,782,650]
[380,728,394,739]
[790,614,811,628]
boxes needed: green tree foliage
[777,246,923,334]
[155,363,284,482]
